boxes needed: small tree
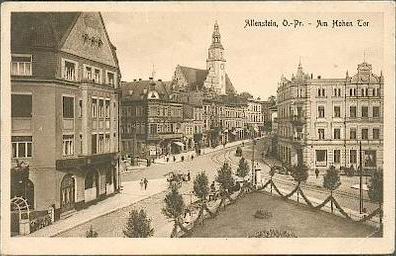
[290,163,309,202]
[193,172,213,220]
[123,209,154,238]
[323,165,341,213]
[86,225,98,238]
[162,185,187,237]
[236,157,249,193]
[216,162,235,204]
[368,168,383,223]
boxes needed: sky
[102,10,383,100]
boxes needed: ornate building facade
[276,61,383,172]
[11,12,121,218]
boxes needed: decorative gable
[60,13,117,67]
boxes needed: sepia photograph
[1,1,395,255]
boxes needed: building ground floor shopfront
[277,139,383,172]
[23,153,120,220]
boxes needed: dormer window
[11,54,32,76]
[94,68,101,84]
[85,66,93,80]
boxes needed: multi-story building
[276,61,383,172]
[260,100,273,134]
[246,98,265,137]
[11,12,121,218]
[120,78,184,159]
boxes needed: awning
[172,142,184,147]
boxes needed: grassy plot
[185,192,376,238]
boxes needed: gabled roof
[11,12,80,51]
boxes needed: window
[318,129,325,140]
[11,94,32,117]
[98,99,104,118]
[11,54,32,76]
[316,150,327,164]
[63,96,74,118]
[105,134,110,152]
[350,128,357,139]
[317,88,321,97]
[372,106,380,118]
[12,136,32,158]
[91,134,97,154]
[80,134,83,154]
[364,150,377,167]
[78,99,83,118]
[350,150,357,164]
[334,106,341,118]
[334,128,341,139]
[333,150,341,164]
[350,106,356,118]
[322,88,326,97]
[98,134,104,153]
[63,60,77,81]
[62,135,74,156]
[150,124,157,134]
[105,100,110,118]
[94,68,101,83]
[373,128,380,140]
[107,71,115,86]
[361,106,368,118]
[84,66,93,80]
[361,128,368,140]
[92,98,97,118]
[318,106,325,118]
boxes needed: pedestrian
[166,157,169,162]
[173,156,176,162]
[181,156,184,162]
[191,154,194,160]
[187,171,191,181]
[315,168,319,179]
[144,178,148,190]
[139,178,144,190]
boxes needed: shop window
[333,150,341,164]
[364,151,377,167]
[12,136,32,158]
[11,94,32,117]
[315,150,327,166]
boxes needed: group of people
[139,177,149,190]
[165,154,195,163]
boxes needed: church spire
[210,21,223,49]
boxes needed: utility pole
[359,140,363,214]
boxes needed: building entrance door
[60,174,75,212]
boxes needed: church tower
[205,21,226,95]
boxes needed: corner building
[11,12,121,218]
[276,61,383,172]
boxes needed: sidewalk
[27,178,168,237]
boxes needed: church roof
[11,12,80,51]
[176,65,236,94]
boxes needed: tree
[123,209,154,238]
[216,162,235,205]
[236,157,249,178]
[268,95,276,106]
[239,91,254,100]
[290,163,309,202]
[193,172,214,221]
[323,165,341,213]
[86,225,98,238]
[162,185,188,237]
[368,168,383,223]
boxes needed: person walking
[187,171,191,182]
[144,178,148,190]
[139,178,144,190]
[315,168,319,179]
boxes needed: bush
[123,209,154,238]
[323,165,341,192]
[86,225,98,238]
[368,168,383,204]
[193,172,210,201]
[253,209,273,219]
[249,228,297,238]
[216,162,235,194]
[236,157,249,179]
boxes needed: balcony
[290,115,306,126]
[147,132,183,141]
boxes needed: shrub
[249,228,297,238]
[323,165,341,192]
[216,162,235,194]
[368,168,383,204]
[123,209,154,238]
[193,172,210,201]
[253,209,273,219]
[236,157,249,178]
